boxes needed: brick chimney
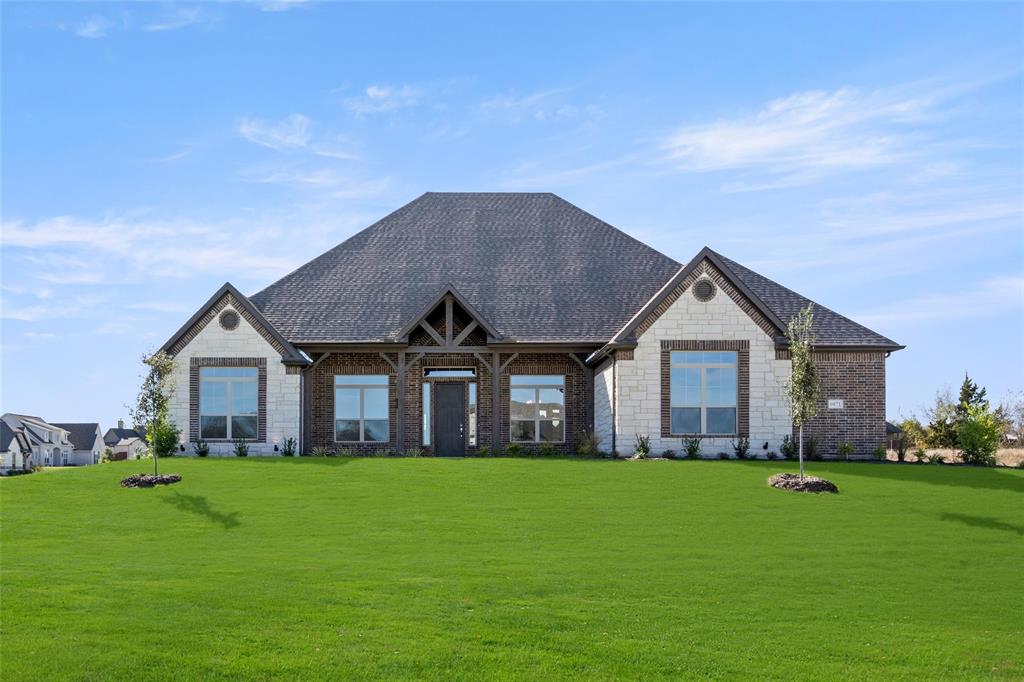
[118,419,124,429]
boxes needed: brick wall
[309,353,398,454]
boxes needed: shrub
[661,449,676,460]
[335,447,354,457]
[282,437,296,457]
[837,441,854,460]
[100,447,114,463]
[766,451,778,460]
[193,439,209,457]
[537,442,557,457]
[717,452,730,460]
[402,448,424,457]
[633,434,651,459]
[575,428,600,458]
[731,437,750,459]
[1017,459,1024,469]
[506,442,523,457]
[928,453,945,465]
[683,438,701,459]
[151,420,180,459]
[806,436,820,461]
[957,404,1000,467]
[476,445,491,457]
[609,449,620,459]
[871,445,887,461]
[780,435,797,460]
[913,448,927,463]
[233,439,249,457]
[370,448,391,457]
[310,446,331,457]
[893,432,909,462]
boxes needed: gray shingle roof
[52,423,100,451]
[250,193,682,343]
[248,193,899,349]
[1,421,15,452]
[716,253,900,348]
[103,427,145,447]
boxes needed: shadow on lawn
[941,512,1024,536]
[163,493,241,529]
[736,460,1024,495]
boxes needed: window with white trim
[200,367,259,440]
[510,375,565,443]
[669,351,737,435]
[335,375,389,442]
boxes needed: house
[1,421,31,472]
[52,423,105,465]
[885,421,904,450]
[0,414,73,466]
[103,421,148,460]
[159,193,903,458]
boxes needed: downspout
[611,353,617,454]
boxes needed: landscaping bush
[731,437,750,459]
[957,404,1000,466]
[310,446,331,457]
[837,441,854,460]
[233,439,249,457]
[609,449,620,459]
[193,439,209,457]
[282,437,296,457]
[766,451,778,460]
[402,448,424,457]
[661,449,676,459]
[506,443,522,457]
[872,445,887,461]
[476,445,491,457]
[780,435,797,460]
[806,436,820,461]
[538,442,557,457]
[151,420,180,458]
[633,434,651,459]
[100,447,114,463]
[335,447,354,457]
[893,432,909,462]
[575,428,600,458]
[683,438,701,459]
[717,452,730,460]
[913,448,927,463]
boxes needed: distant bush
[806,436,820,461]
[661,449,676,460]
[766,451,778,460]
[402,448,424,457]
[717,452,730,460]
[282,437,296,457]
[506,443,522,457]
[893,432,909,462]
[575,428,600,458]
[151,420,180,459]
[335,447,355,457]
[633,434,651,459]
[233,439,249,457]
[537,442,557,457]
[732,437,750,459]
[683,438,701,459]
[476,445,491,457]
[913,448,927,463]
[780,436,797,460]
[101,447,114,463]
[871,445,887,461]
[837,441,854,460]
[193,439,209,457]
[310,446,331,457]
[957,405,1000,467]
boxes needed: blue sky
[2,1,1022,428]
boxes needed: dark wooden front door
[434,383,466,456]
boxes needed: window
[335,375,389,442]
[510,375,564,442]
[423,368,476,377]
[422,383,431,446]
[670,351,737,435]
[468,382,478,446]
[200,367,259,440]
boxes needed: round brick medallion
[219,309,240,331]
[693,279,716,302]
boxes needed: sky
[2,1,1022,429]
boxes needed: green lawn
[2,458,1022,680]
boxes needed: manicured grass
[2,458,1022,680]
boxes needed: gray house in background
[159,193,904,458]
[53,423,104,465]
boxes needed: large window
[335,375,389,442]
[670,351,737,435]
[510,375,564,442]
[200,367,258,440]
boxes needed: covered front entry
[433,382,466,456]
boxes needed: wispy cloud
[854,276,1024,327]
[238,113,358,159]
[69,16,112,39]
[481,89,596,123]
[142,7,206,33]
[236,164,390,197]
[344,84,423,115]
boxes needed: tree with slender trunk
[784,304,822,479]
[129,351,176,478]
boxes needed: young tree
[955,373,988,423]
[129,351,176,477]
[924,388,958,449]
[957,404,1000,466]
[784,304,821,479]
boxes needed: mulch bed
[768,472,838,494]
[120,474,182,488]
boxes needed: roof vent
[219,309,240,331]
[693,279,716,302]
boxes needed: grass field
[2,458,1022,680]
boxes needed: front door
[434,383,466,456]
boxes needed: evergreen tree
[955,373,988,422]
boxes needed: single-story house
[160,193,903,458]
[0,413,73,467]
[52,423,104,465]
[103,422,149,460]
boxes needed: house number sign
[828,399,844,410]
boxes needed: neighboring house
[52,423,104,465]
[0,413,73,466]
[103,421,148,460]
[1,421,31,473]
[160,193,903,458]
[885,421,904,450]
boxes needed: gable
[397,286,499,348]
[161,283,308,365]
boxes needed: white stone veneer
[597,281,793,457]
[167,307,301,456]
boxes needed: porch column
[396,351,406,452]
[491,351,501,453]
